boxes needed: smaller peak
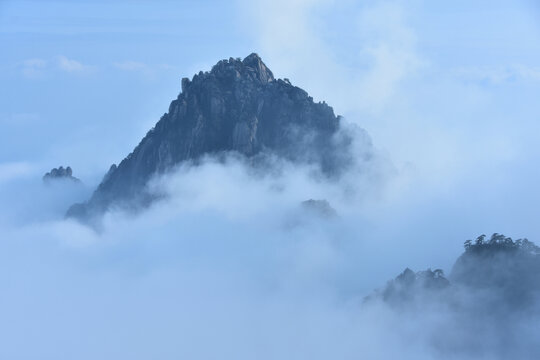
[43,165,80,183]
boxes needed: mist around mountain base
[1,45,539,359]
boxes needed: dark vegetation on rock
[366,233,540,358]
[68,53,366,219]
[366,267,450,307]
[452,233,540,307]
[369,233,540,309]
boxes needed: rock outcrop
[368,234,540,309]
[68,53,362,219]
[451,234,540,307]
[365,268,450,306]
[364,234,540,358]
[43,166,80,183]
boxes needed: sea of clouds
[1,118,539,359]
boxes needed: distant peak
[43,166,80,183]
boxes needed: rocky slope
[68,53,361,219]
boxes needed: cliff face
[68,53,357,218]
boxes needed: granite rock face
[68,53,361,218]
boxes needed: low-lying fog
[1,120,539,359]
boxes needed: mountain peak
[67,53,364,219]
[180,53,274,94]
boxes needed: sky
[1,0,540,358]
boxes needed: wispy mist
[2,134,539,358]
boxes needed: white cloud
[113,61,177,79]
[454,64,540,84]
[0,152,537,358]
[23,58,46,68]
[21,58,47,78]
[57,55,92,72]
[354,2,423,111]
[20,56,95,77]
[113,61,148,71]
[240,0,422,115]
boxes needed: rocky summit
[68,53,362,219]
